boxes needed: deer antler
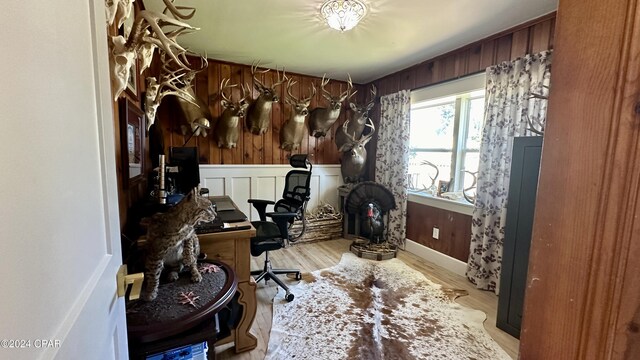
[219,78,237,103]
[285,79,298,105]
[304,83,317,103]
[251,60,270,89]
[367,84,377,106]
[161,0,196,20]
[273,66,287,87]
[462,171,478,204]
[319,74,331,100]
[360,117,375,143]
[420,161,440,191]
[341,74,356,100]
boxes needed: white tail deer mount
[245,61,287,135]
[335,84,376,150]
[214,79,250,149]
[308,74,356,138]
[175,57,213,138]
[338,117,375,183]
[280,79,316,151]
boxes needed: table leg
[234,278,257,352]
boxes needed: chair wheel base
[285,293,295,302]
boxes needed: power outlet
[432,227,440,239]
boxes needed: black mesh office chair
[247,154,312,301]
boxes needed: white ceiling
[146,0,558,83]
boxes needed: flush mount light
[320,0,367,32]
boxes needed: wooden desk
[198,220,257,353]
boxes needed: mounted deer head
[335,84,376,150]
[245,61,287,135]
[214,79,250,149]
[144,51,198,130]
[308,74,356,138]
[175,57,213,138]
[280,79,316,151]
[338,118,375,183]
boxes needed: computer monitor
[169,147,200,194]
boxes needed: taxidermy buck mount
[144,51,202,131]
[280,79,316,151]
[335,84,376,150]
[308,74,356,138]
[339,118,375,183]
[213,79,250,149]
[245,62,287,135]
[173,57,213,138]
[108,0,200,101]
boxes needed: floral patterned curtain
[466,50,552,293]
[375,90,411,247]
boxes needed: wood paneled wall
[406,202,471,262]
[153,59,366,165]
[364,12,556,181]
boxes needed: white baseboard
[405,239,468,277]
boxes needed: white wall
[200,164,343,221]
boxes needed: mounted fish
[335,84,376,150]
[245,62,287,135]
[280,79,316,151]
[308,74,356,138]
[214,79,250,149]
[339,118,375,183]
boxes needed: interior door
[0,1,128,359]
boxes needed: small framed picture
[437,180,450,196]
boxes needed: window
[408,74,485,198]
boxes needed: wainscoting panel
[200,164,343,221]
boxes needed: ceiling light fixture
[320,0,367,32]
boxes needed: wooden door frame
[521,0,640,358]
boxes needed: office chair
[247,154,312,301]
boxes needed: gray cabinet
[497,136,543,338]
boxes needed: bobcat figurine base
[141,191,216,302]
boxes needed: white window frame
[408,73,486,211]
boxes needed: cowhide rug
[266,253,511,360]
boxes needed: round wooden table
[126,260,237,359]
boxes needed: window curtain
[466,50,553,293]
[375,90,411,247]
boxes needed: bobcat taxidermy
[141,191,216,301]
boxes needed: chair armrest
[266,212,297,240]
[248,199,276,221]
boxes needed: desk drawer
[200,239,235,266]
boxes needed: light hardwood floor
[216,238,519,359]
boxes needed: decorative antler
[220,78,237,103]
[250,60,270,89]
[286,79,316,105]
[319,74,332,100]
[161,0,196,20]
[420,160,440,191]
[110,1,203,100]
[367,84,377,108]
[360,118,375,142]
[462,171,478,204]
[340,73,357,100]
